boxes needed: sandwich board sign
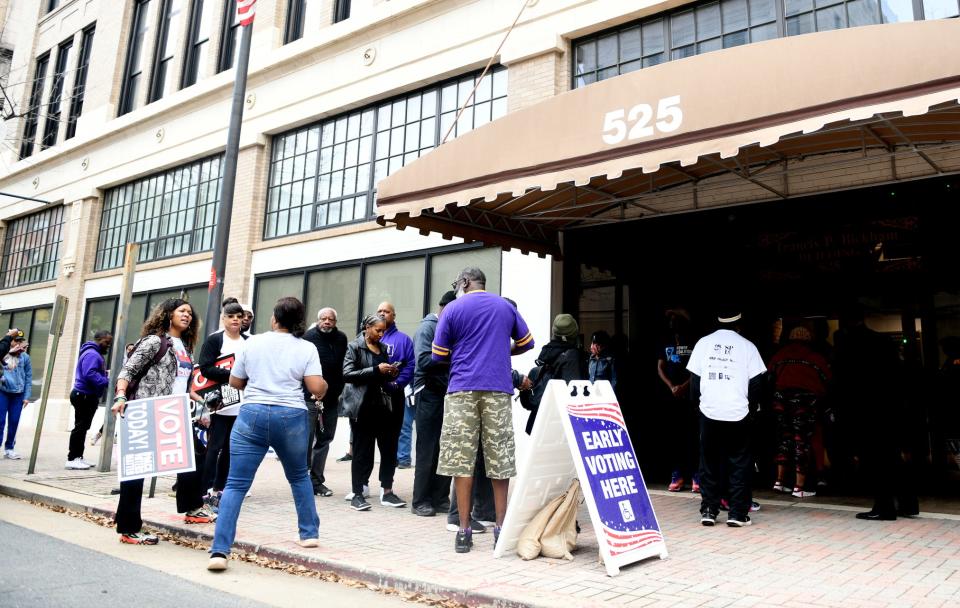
[494,380,667,576]
[117,394,196,482]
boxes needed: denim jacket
[1,352,32,400]
[588,354,617,390]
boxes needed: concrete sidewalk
[3,428,960,608]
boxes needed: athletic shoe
[344,485,370,500]
[446,519,486,533]
[296,538,320,548]
[350,495,372,511]
[65,458,92,470]
[476,519,496,528]
[203,491,221,514]
[792,488,816,498]
[184,508,217,524]
[90,431,102,446]
[380,490,407,508]
[750,501,760,512]
[700,512,717,526]
[691,479,700,494]
[773,481,787,492]
[455,528,473,553]
[120,531,159,545]
[412,504,436,517]
[667,475,685,492]
[336,453,353,462]
[79,458,96,468]
[4,450,22,460]
[314,484,333,497]
[719,499,760,512]
[207,553,228,571]
[397,462,412,469]
[727,515,752,527]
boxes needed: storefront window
[0,306,53,397]
[573,0,950,88]
[305,266,361,337]
[362,258,425,337]
[0,205,65,288]
[428,247,501,306]
[254,274,305,334]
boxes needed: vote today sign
[118,394,196,482]
[495,380,666,576]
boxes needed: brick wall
[506,49,568,114]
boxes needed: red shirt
[768,342,831,395]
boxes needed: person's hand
[670,384,682,397]
[377,363,394,374]
[198,416,211,428]
[590,343,599,357]
[21,399,30,408]
[112,396,127,416]
[5,328,19,338]
[519,376,533,391]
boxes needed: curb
[0,480,542,608]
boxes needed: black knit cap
[439,291,457,307]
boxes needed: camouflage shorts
[437,391,516,479]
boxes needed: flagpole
[203,10,254,335]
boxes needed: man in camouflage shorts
[433,267,534,553]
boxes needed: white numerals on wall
[601,96,683,145]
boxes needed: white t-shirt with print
[169,336,193,396]
[686,329,766,422]
[216,333,247,416]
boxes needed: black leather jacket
[341,336,389,415]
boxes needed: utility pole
[203,8,255,335]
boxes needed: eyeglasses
[451,277,463,290]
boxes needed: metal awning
[376,20,960,257]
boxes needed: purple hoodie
[380,324,414,393]
[73,341,109,397]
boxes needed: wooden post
[26,295,69,475]
[97,243,139,473]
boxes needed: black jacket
[198,331,249,384]
[525,339,586,433]
[413,313,448,393]
[341,336,390,415]
[0,335,12,361]
[301,325,348,401]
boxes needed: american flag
[237,0,256,26]
[566,402,626,428]
[601,525,664,557]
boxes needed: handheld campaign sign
[117,394,196,482]
[190,354,241,408]
[495,380,666,576]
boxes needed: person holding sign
[207,297,327,571]
[112,299,212,545]
[197,302,248,505]
[433,267,535,553]
[686,308,766,528]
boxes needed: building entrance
[563,175,960,510]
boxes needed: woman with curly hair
[111,298,214,545]
[207,297,327,570]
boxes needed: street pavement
[3,426,960,607]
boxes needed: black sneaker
[380,490,407,508]
[700,511,717,526]
[397,462,412,469]
[455,528,473,553]
[727,515,752,527]
[446,519,486,533]
[336,453,353,462]
[314,484,333,497]
[350,495,371,511]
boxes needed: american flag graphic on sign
[237,0,256,26]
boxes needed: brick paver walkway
[3,429,960,607]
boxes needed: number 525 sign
[601,95,683,145]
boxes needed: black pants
[307,392,340,489]
[412,388,451,510]
[668,397,699,479]
[863,422,919,515]
[68,390,100,461]
[115,437,206,534]
[699,413,752,519]
[447,445,495,524]
[351,391,404,495]
[201,414,236,492]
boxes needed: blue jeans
[0,391,25,450]
[211,403,319,555]
[397,401,415,465]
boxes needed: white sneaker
[4,450,22,460]
[65,458,92,470]
[79,458,96,468]
[343,485,370,501]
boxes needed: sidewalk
[3,428,960,608]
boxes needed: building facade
[0,0,958,467]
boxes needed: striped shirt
[432,290,534,394]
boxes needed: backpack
[124,335,172,400]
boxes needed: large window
[573,0,957,88]
[0,206,65,288]
[149,0,184,102]
[41,39,72,149]
[218,0,241,73]
[181,0,212,88]
[333,0,351,23]
[119,0,152,115]
[18,54,48,158]
[66,25,95,140]
[95,155,224,270]
[0,306,53,398]
[265,66,508,239]
[285,0,307,43]
[253,245,502,336]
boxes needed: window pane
[786,12,816,34]
[620,27,641,61]
[749,0,777,23]
[723,30,750,47]
[306,266,361,337]
[696,3,722,38]
[784,0,814,16]
[816,5,846,29]
[27,308,52,397]
[722,0,749,31]
[671,11,695,47]
[575,41,596,74]
[848,0,881,25]
[84,299,117,341]
[750,22,778,40]
[429,248,502,306]
[698,37,723,52]
[882,0,916,20]
[597,34,618,68]
[642,20,664,54]
[362,258,425,337]
[254,275,305,334]
[923,0,959,18]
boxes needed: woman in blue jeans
[208,297,327,571]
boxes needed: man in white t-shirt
[686,309,766,528]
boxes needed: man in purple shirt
[433,267,534,553]
[376,301,414,508]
